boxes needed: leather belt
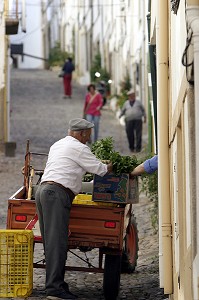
[41,181,75,200]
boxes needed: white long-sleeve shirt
[41,136,107,194]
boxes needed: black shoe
[62,282,78,298]
[47,291,78,299]
[62,282,69,292]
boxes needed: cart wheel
[103,254,121,300]
[121,214,139,273]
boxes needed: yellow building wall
[162,1,194,299]
[150,0,198,298]
[169,91,193,300]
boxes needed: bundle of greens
[91,137,138,175]
[91,137,114,160]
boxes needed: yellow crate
[74,194,92,202]
[73,194,116,207]
[0,230,33,298]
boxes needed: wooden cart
[6,144,139,300]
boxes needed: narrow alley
[0,69,167,300]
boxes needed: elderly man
[119,89,146,153]
[35,118,112,300]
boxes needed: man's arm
[131,163,145,176]
[130,155,158,176]
[119,101,127,118]
[140,102,146,122]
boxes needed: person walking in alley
[35,118,112,300]
[83,83,103,143]
[119,89,146,153]
[96,80,107,106]
[62,57,75,98]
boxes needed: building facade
[0,0,20,149]
[10,0,44,69]
[58,0,148,105]
[150,0,199,299]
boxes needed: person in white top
[35,118,112,300]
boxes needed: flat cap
[127,88,135,96]
[69,118,94,131]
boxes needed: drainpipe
[21,0,26,32]
[4,1,8,142]
[90,1,93,65]
[156,0,173,294]
[141,0,145,105]
[186,2,199,298]
[100,4,104,68]
[6,46,11,142]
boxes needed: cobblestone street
[0,69,168,300]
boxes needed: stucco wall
[10,0,43,69]
[170,2,187,114]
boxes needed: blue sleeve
[143,155,158,174]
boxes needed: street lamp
[95,72,101,78]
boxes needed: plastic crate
[0,230,33,298]
[74,194,92,202]
[73,194,116,207]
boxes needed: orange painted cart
[6,144,139,300]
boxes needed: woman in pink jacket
[83,84,103,143]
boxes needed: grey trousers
[35,183,72,296]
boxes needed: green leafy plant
[92,139,159,231]
[110,152,138,175]
[90,53,101,82]
[120,72,132,92]
[140,171,158,202]
[83,173,94,182]
[90,53,111,93]
[117,91,128,109]
[91,137,114,160]
[116,71,132,108]
[49,42,72,67]
[91,137,138,175]
[139,156,158,233]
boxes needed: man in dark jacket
[97,81,107,106]
[62,58,75,98]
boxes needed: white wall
[0,2,5,88]
[10,0,44,69]
[170,1,186,114]
[48,0,62,48]
[184,97,191,249]
[58,0,148,96]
